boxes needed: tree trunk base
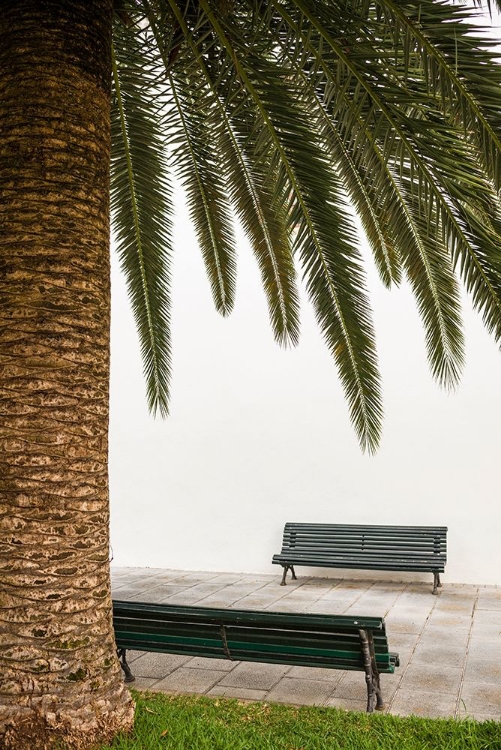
[0,688,135,750]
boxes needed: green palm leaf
[168,70,237,316]
[111,18,173,416]
[194,6,383,450]
[110,0,501,451]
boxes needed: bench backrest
[280,523,447,568]
[113,600,396,673]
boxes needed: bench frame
[113,600,398,713]
[273,523,447,594]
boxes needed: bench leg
[280,565,288,585]
[432,572,442,595]
[280,564,298,585]
[117,648,135,683]
[359,630,384,713]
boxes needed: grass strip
[100,691,500,749]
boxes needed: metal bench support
[117,647,135,683]
[359,629,384,712]
[280,564,297,585]
[432,571,442,595]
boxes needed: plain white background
[109,181,501,586]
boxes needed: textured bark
[0,1,135,747]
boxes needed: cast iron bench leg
[117,648,135,683]
[280,564,298,585]
[432,572,442,595]
[359,630,384,713]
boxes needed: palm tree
[1,0,501,746]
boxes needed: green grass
[100,691,501,750]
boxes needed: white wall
[109,195,501,586]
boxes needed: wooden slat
[112,600,384,631]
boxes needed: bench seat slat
[113,600,384,630]
[273,555,446,571]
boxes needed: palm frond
[195,2,383,451]
[111,0,501,452]
[111,17,173,416]
[146,0,300,344]
[168,69,237,316]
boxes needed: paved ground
[111,567,501,721]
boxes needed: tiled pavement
[111,567,501,722]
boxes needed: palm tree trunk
[0,1,134,746]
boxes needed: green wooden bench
[113,599,399,712]
[272,523,447,594]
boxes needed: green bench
[113,599,399,712]
[272,523,447,594]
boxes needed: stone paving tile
[281,587,332,601]
[466,638,501,661]
[301,577,341,586]
[330,670,374,703]
[398,663,462,694]
[185,656,237,672]
[130,677,161,690]
[113,567,167,580]
[234,595,285,610]
[411,643,466,668]
[337,579,376,590]
[390,597,433,611]
[458,709,501,722]
[389,689,458,718]
[218,662,291,690]
[459,682,501,715]
[144,570,196,587]
[303,600,349,614]
[286,665,344,683]
[464,658,501,683]
[174,572,221,583]
[443,584,478,596]
[471,613,501,631]
[253,581,291,595]
[162,586,228,605]
[113,581,159,595]
[208,573,244,584]
[425,612,474,629]
[128,652,192,678]
[265,599,312,613]
[267,677,335,706]
[470,621,501,639]
[318,588,367,601]
[388,603,435,618]
[418,627,470,647]
[384,614,429,635]
[151,667,228,694]
[217,583,269,598]
[473,608,501,623]
[389,632,420,650]
[371,581,408,590]
[477,589,501,610]
[208,686,268,701]
[344,601,396,617]
[324,696,366,712]
[126,585,190,603]
[433,598,476,615]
